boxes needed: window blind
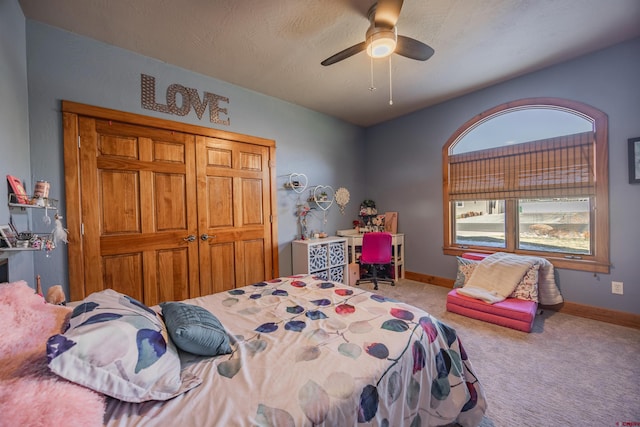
[448,131,595,200]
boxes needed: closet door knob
[201,234,209,241]
[183,235,196,242]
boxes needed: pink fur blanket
[0,281,105,427]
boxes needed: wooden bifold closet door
[63,101,278,306]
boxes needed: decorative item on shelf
[6,175,29,204]
[335,187,350,214]
[359,199,377,216]
[0,224,17,248]
[43,238,55,257]
[52,214,68,245]
[358,199,377,231]
[284,173,308,193]
[15,232,32,248]
[371,214,386,232]
[311,185,334,211]
[32,180,50,207]
[312,185,334,234]
[296,204,311,240]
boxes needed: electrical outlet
[612,281,623,295]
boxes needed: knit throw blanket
[457,252,564,305]
[0,281,105,426]
[457,252,534,303]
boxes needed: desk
[337,230,405,280]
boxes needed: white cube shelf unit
[292,236,348,284]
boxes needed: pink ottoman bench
[446,252,538,332]
[446,289,537,332]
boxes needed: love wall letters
[141,74,230,125]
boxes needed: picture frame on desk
[384,212,398,234]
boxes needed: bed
[2,275,487,426]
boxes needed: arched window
[442,98,609,273]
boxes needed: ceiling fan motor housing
[366,26,397,58]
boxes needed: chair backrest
[360,232,392,264]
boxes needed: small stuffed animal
[46,285,66,305]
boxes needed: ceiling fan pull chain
[369,54,376,91]
[388,55,393,106]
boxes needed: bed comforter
[105,275,486,426]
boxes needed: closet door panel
[197,136,273,290]
[154,172,188,231]
[100,170,140,234]
[241,178,264,225]
[155,248,191,302]
[207,176,234,227]
[241,239,266,285]
[77,117,199,306]
[207,242,236,294]
[102,254,144,301]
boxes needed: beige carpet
[366,279,640,427]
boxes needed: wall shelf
[3,192,59,253]
[0,247,41,253]
[8,193,58,210]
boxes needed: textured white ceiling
[18,0,640,126]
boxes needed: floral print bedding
[104,275,486,426]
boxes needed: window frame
[442,98,610,274]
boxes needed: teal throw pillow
[160,302,232,357]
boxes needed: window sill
[443,247,610,274]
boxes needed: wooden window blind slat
[449,131,594,200]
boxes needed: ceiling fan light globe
[366,29,397,58]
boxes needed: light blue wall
[0,0,35,284]
[24,20,366,297]
[365,37,640,315]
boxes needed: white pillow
[47,289,201,402]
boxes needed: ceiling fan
[321,0,435,66]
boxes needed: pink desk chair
[356,232,395,290]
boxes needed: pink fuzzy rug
[0,281,105,427]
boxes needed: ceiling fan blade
[374,0,403,28]
[395,35,435,61]
[321,41,367,66]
